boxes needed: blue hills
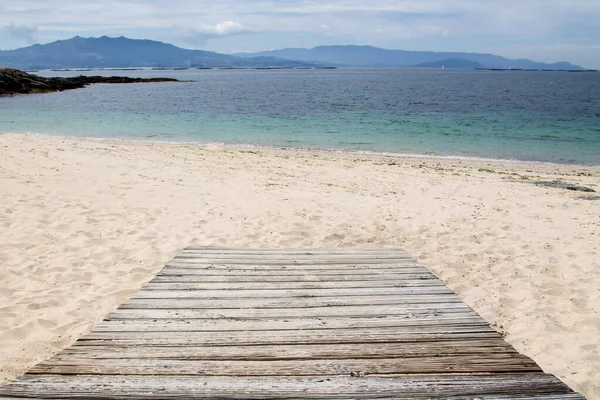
[0,36,319,69]
[236,45,583,70]
[0,36,584,70]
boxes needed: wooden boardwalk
[0,248,585,399]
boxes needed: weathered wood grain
[0,374,581,399]
[30,354,542,375]
[0,248,584,399]
[73,330,503,347]
[151,272,435,282]
[54,340,518,360]
[170,258,415,265]
[159,266,428,275]
[81,323,497,340]
[167,259,418,266]
[93,315,488,332]
[118,294,465,309]
[130,286,454,300]
[106,304,476,320]
[174,253,413,260]
[183,247,409,254]
[164,261,424,270]
[142,279,443,290]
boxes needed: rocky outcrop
[0,68,178,96]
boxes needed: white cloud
[199,21,247,35]
[176,21,251,48]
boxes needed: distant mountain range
[0,36,319,70]
[236,45,583,70]
[0,36,585,70]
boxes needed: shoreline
[0,68,179,96]
[1,133,599,397]
[5,131,599,168]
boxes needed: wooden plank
[174,252,413,258]
[165,261,424,270]
[171,253,414,268]
[169,258,414,265]
[106,305,477,320]
[0,373,581,399]
[174,255,414,264]
[0,392,577,399]
[77,326,499,346]
[93,315,488,332]
[164,262,426,270]
[183,248,409,254]
[158,266,429,276]
[130,287,454,300]
[118,294,465,309]
[73,332,503,348]
[150,273,436,282]
[142,280,444,290]
[0,247,584,399]
[54,340,518,360]
[29,354,542,375]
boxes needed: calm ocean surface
[1,68,599,164]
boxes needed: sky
[1,0,600,68]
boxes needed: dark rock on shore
[533,180,596,192]
[0,68,178,96]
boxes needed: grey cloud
[3,23,38,43]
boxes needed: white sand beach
[1,133,599,398]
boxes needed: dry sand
[1,132,599,398]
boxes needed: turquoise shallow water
[1,68,599,164]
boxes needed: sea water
[1,68,599,165]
